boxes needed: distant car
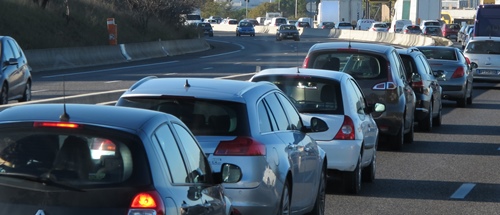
[269,17,288,27]
[236,21,255,37]
[241,19,259,26]
[420,20,441,28]
[193,22,213,37]
[442,23,460,41]
[0,104,242,214]
[462,27,475,49]
[0,36,32,105]
[250,68,386,194]
[414,46,474,107]
[368,22,389,32]
[458,24,474,43]
[287,20,297,25]
[223,19,238,25]
[356,19,375,30]
[276,24,300,41]
[402,25,422,34]
[116,77,328,215]
[390,19,412,33]
[463,36,500,82]
[318,21,335,29]
[422,26,443,37]
[397,48,443,131]
[295,21,311,28]
[335,22,353,30]
[302,42,416,150]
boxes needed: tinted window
[153,124,188,184]
[3,40,14,60]
[264,93,289,131]
[338,23,351,26]
[465,41,500,54]
[308,52,388,80]
[257,101,273,133]
[276,93,303,131]
[418,48,458,60]
[7,39,21,59]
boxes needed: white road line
[450,183,476,199]
[32,89,49,93]
[216,72,256,79]
[203,67,213,70]
[164,73,178,76]
[200,50,242,58]
[41,61,179,78]
[105,80,121,83]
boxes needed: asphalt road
[15,31,500,214]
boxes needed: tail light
[128,191,165,215]
[302,57,310,68]
[465,57,471,65]
[371,28,376,31]
[334,116,355,140]
[451,67,465,79]
[33,122,80,128]
[322,26,326,29]
[373,61,396,90]
[404,29,409,33]
[214,137,266,156]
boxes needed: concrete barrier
[124,40,169,61]
[162,39,211,56]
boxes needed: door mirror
[213,163,242,184]
[470,62,478,69]
[411,73,422,83]
[308,117,328,132]
[433,70,446,80]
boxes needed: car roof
[121,77,278,103]
[308,42,394,54]
[0,104,173,131]
[252,68,350,81]
[468,36,500,42]
[414,46,456,51]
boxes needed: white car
[368,22,389,32]
[250,68,386,194]
[464,36,500,82]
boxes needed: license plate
[477,69,500,75]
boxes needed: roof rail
[129,76,157,91]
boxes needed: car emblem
[35,210,45,215]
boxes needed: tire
[420,101,433,132]
[344,155,361,194]
[0,84,8,105]
[18,81,31,102]
[433,102,442,126]
[404,117,414,144]
[390,122,404,150]
[467,88,473,105]
[362,151,376,183]
[308,165,326,215]
[278,180,291,215]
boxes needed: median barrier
[123,40,169,61]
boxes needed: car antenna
[184,79,191,88]
[59,76,70,122]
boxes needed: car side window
[152,124,189,184]
[417,55,433,76]
[263,93,289,131]
[257,100,273,132]
[392,50,407,82]
[276,92,303,131]
[3,40,15,61]
[7,40,21,59]
[172,123,211,184]
[349,79,367,116]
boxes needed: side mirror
[7,58,18,66]
[411,73,422,83]
[212,163,242,184]
[433,70,446,80]
[308,117,328,132]
[365,102,386,114]
[470,62,478,69]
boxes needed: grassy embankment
[0,0,196,50]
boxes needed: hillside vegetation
[0,0,198,50]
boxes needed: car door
[1,39,23,98]
[267,92,318,210]
[152,124,206,215]
[392,50,416,130]
[417,54,442,115]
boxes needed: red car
[441,23,460,41]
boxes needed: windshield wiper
[0,172,84,192]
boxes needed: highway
[15,31,500,214]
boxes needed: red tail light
[302,57,310,68]
[451,67,465,78]
[404,29,409,33]
[334,116,355,140]
[100,139,116,151]
[371,28,376,31]
[412,80,424,88]
[129,191,165,215]
[465,57,471,65]
[33,122,80,128]
[214,137,266,156]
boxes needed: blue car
[236,21,255,37]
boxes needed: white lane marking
[203,67,213,70]
[234,62,242,65]
[41,61,180,78]
[450,183,476,199]
[32,89,49,93]
[164,73,178,76]
[105,80,121,83]
[216,72,256,79]
[200,50,242,58]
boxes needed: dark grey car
[276,24,300,41]
[303,42,416,150]
[0,104,241,215]
[0,36,32,104]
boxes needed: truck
[316,0,362,28]
[181,8,203,25]
[408,0,442,26]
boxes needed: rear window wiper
[0,172,84,192]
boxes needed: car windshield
[418,48,457,60]
[251,76,344,114]
[465,41,500,54]
[199,23,211,27]
[116,98,249,136]
[239,22,252,27]
[0,127,148,188]
[374,23,387,28]
[309,52,387,79]
[338,23,350,26]
[281,25,297,30]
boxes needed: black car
[303,42,416,150]
[397,48,443,131]
[0,36,32,104]
[422,26,443,37]
[0,104,242,214]
[276,24,300,41]
[295,21,311,28]
[194,22,214,37]
[402,25,422,34]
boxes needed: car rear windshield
[116,98,249,136]
[374,23,387,28]
[418,48,458,60]
[407,25,421,30]
[0,125,150,189]
[199,23,211,27]
[424,21,440,26]
[465,41,500,54]
[252,76,344,115]
[307,52,388,80]
[239,22,253,27]
[338,23,351,27]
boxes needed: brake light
[465,57,471,65]
[451,67,465,78]
[373,61,396,90]
[371,27,376,31]
[404,29,409,33]
[334,116,355,140]
[33,122,80,128]
[99,139,116,151]
[214,136,266,156]
[128,191,165,215]
[302,57,310,68]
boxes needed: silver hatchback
[116,77,328,215]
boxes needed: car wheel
[0,84,8,105]
[420,101,433,132]
[362,151,376,183]
[278,180,291,215]
[344,155,361,194]
[467,88,473,105]
[390,122,404,150]
[457,95,467,107]
[404,117,414,144]
[433,100,442,126]
[308,165,326,215]
[18,81,31,102]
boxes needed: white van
[389,19,412,33]
[297,17,313,28]
[356,19,375,30]
[269,17,288,27]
